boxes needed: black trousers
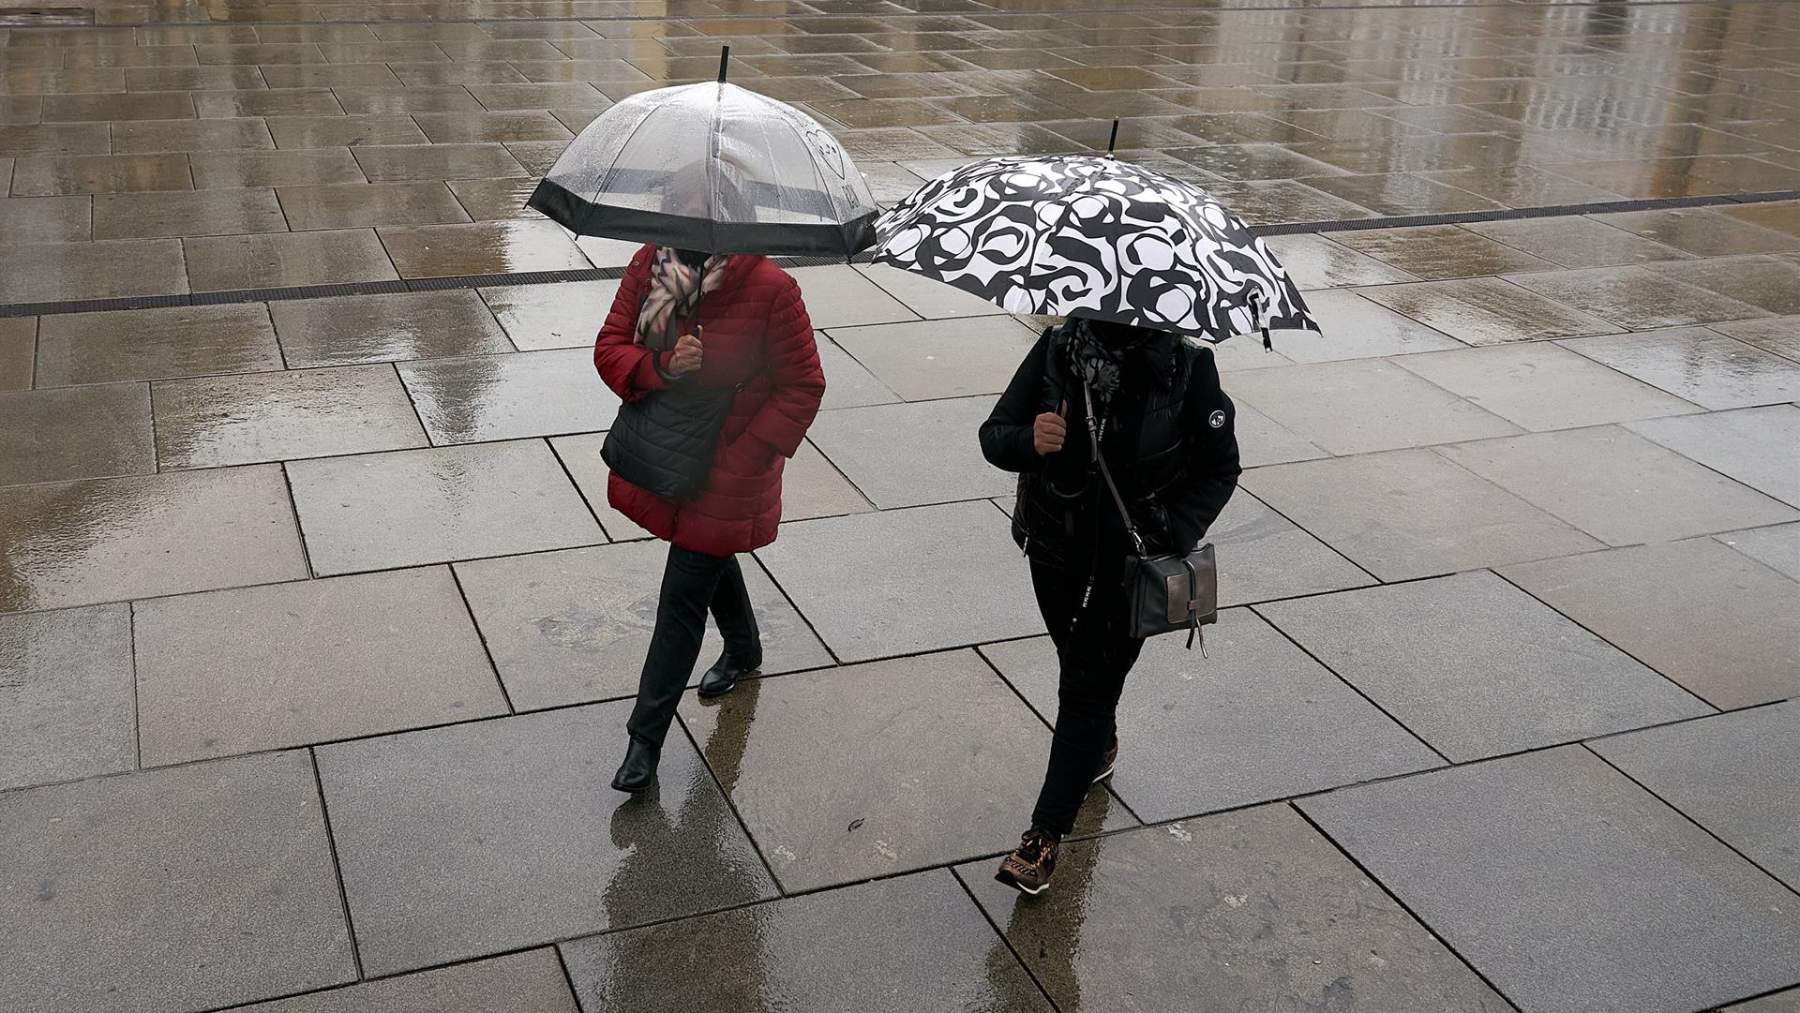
[1029,560,1145,837]
[626,545,762,749]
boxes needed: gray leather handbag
[1083,376,1220,651]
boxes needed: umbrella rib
[588,101,666,216]
[778,113,839,249]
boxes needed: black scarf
[1057,316,1171,418]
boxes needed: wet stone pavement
[2,0,1799,1011]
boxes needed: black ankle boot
[611,738,660,793]
[697,651,761,699]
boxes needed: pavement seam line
[308,745,368,981]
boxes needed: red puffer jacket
[594,245,824,557]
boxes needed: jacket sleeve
[979,330,1052,474]
[742,276,823,458]
[1166,347,1241,551]
[593,245,670,403]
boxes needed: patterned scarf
[1058,316,1161,417]
[635,247,731,350]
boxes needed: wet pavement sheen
[4,2,1799,1011]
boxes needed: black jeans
[626,545,761,749]
[1029,560,1144,837]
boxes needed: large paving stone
[560,872,1050,1013]
[133,567,508,765]
[807,396,1012,509]
[456,542,831,710]
[1270,289,1465,362]
[1506,264,1769,330]
[756,501,1043,661]
[287,440,604,575]
[1725,989,1800,1013]
[958,808,1509,1013]
[398,347,620,445]
[1392,340,1702,432]
[1225,358,1521,455]
[1435,425,1798,546]
[815,333,903,409]
[1560,327,1800,410]
[1717,522,1800,581]
[34,303,283,386]
[0,382,154,486]
[1300,747,1800,1013]
[0,465,311,614]
[854,263,1006,318]
[1592,701,1799,892]
[0,751,356,1013]
[1244,449,1602,581]
[152,364,429,469]
[1261,571,1710,761]
[316,702,774,976]
[1230,398,1328,467]
[271,290,515,368]
[679,650,1131,892]
[1503,538,1799,709]
[0,317,32,390]
[788,264,916,328]
[1627,404,1800,508]
[221,951,577,1013]
[478,278,618,350]
[825,315,1040,400]
[982,609,1439,822]
[0,604,134,790]
[1207,489,1373,605]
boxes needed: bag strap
[1082,376,1147,559]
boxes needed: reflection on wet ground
[3,1,1800,1011]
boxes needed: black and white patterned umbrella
[874,155,1319,344]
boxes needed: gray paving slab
[1272,289,1466,362]
[1392,340,1702,432]
[152,364,429,469]
[0,382,154,486]
[1725,989,1800,1013]
[1243,448,1603,581]
[1560,327,1800,410]
[0,317,32,390]
[548,431,653,541]
[788,264,917,328]
[1716,522,1800,581]
[1435,425,1798,546]
[1592,701,1799,892]
[455,541,830,711]
[1261,571,1710,761]
[133,567,507,765]
[287,440,604,576]
[855,263,1008,318]
[826,315,1040,401]
[314,701,777,976]
[756,501,1044,661]
[34,303,283,386]
[1230,398,1329,467]
[560,872,1051,1013]
[1260,233,1421,289]
[1627,404,1800,508]
[0,604,134,791]
[678,650,1132,892]
[815,333,903,409]
[271,290,515,368]
[957,808,1509,1013]
[221,950,578,1013]
[1299,746,1800,1013]
[0,465,311,614]
[0,751,356,1013]
[478,278,618,350]
[1503,537,1799,710]
[1225,358,1522,455]
[1505,265,1770,330]
[1712,315,1800,363]
[806,396,1013,509]
[1207,490,1374,605]
[982,610,1438,821]
[397,347,620,445]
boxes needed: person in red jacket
[594,242,824,792]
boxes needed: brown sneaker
[995,828,1060,896]
[1093,737,1118,784]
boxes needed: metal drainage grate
[0,7,91,25]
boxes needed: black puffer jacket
[979,327,1240,576]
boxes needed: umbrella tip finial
[718,45,730,84]
[1106,118,1120,155]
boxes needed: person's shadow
[592,680,773,1009]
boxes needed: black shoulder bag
[1081,375,1219,652]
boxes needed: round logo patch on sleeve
[1208,409,1227,429]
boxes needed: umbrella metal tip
[718,45,730,83]
[1106,118,1120,155]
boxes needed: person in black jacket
[979,313,1240,895]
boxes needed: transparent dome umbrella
[528,50,879,258]
[873,153,1320,346]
